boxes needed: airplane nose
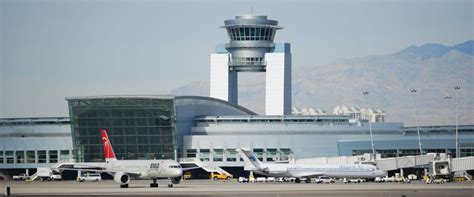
[175,169,183,177]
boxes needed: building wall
[0,123,73,169]
[184,121,474,166]
[174,96,255,158]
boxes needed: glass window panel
[232,29,237,40]
[186,149,196,158]
[110,136,125,145]
[16,151,25,164]
[49,150,58,163]
[245,27,250,40]
[60,150,70,161]
[38,150,47,163]
[264,28,270,40]
[126,136,137,144]
[250,27,255,39]
[126,145,137,153]
[162,136,173,144]
[0,151,3,164]
[150,136,162,144]
[26,151,35,163]
[236,28,241,41]
[255,27,260,40]
[137,127,148,135]
[6,151,14,164]
[260,28,265,40]
[150,145,162,153]
[137,136,149,144]
[227,29,233,40]
[138,145,149,153]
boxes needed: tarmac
[1,179,473,197]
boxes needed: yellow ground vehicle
[183,172,192,180]
[210,172,232,180]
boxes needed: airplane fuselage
[105,159,182,179]
[249,163,386,179]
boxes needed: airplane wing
[55,167,142,176]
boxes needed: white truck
[37,167,62,181]
[78,173,102,182]
[13,173,29,181]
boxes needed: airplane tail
[237,148,263,170]
[100,129,117,161]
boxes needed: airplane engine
[114,172,130,185]
[265,166,288,174]
[171,176,182,184]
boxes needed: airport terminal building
[1,96,474,176]
[1,15,474,177]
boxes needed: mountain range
[170,40,473,126]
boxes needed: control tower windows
[250,27,256,38]
[228,27,275,41]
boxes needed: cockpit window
[169,165,181,168]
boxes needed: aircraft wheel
[168,183,173,188]
[295,178,301,183]
[150,183,158,187]
[120,184,128,188]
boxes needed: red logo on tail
[100,129,116,161]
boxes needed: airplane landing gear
[167,178,174,188]
[150,179,158,188]
[120,184,128,188]
[305,178,311,183]
[295,178,301,183]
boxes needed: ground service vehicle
[238,177,249,183]
[315,176,335,184]
[79,173,102,182]
[13,174,29,181]
[210,172,232,180]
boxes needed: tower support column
[265,52,291,115]
[210,53,238,104]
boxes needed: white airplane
[62,129,185,188]
[238,148,387,183]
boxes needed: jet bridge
[295,153,474,178]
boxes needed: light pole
[443,96,452,125]
[454,86,461,158]
[410,89,423,155]
[362,91,375,155]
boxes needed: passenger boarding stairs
[454,171,472,180]
[180,158,232,177]
[27,172,38,181]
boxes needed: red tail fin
[100,129,116,161]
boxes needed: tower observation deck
[222,15,283,72]
[210,15,291,115]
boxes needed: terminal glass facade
[68,97,177,162]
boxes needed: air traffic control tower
[210,15,291,115]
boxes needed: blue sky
[1,0,473,117]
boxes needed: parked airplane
[238,148,386,183]
[61,129,184,188]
